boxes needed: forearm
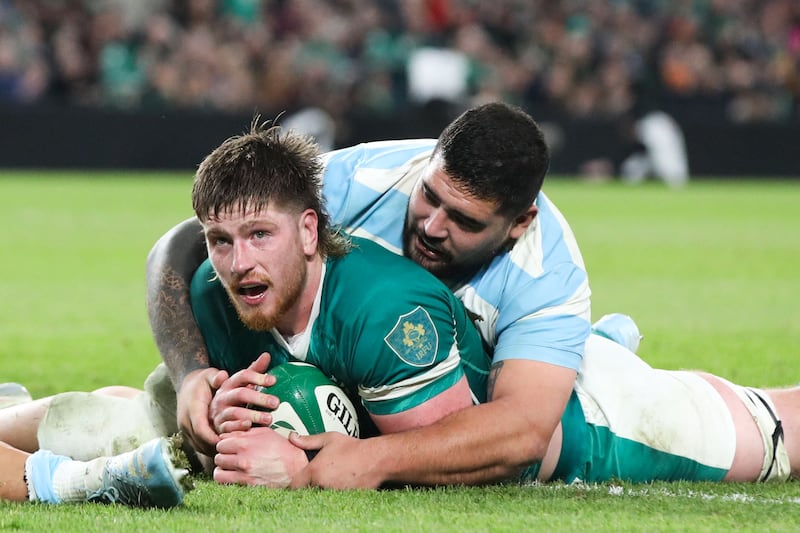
[364,398,550,486]
[292,360,573,489]
[145,217,210,388]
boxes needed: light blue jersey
[321,140,591,370]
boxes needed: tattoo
[487,361,504,401]
[147,264,209,387]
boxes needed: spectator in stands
[2,0,797,123]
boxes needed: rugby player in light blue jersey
[319,136,589,371]
[146,102,591,485]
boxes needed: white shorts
[551,335,788,483]
[566,335,735,481]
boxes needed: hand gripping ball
[257,362,360,438]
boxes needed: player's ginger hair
[192,119,351,258]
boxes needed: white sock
[50,456,109,502]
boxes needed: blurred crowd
[1,0,799,124]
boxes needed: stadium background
[2,3,800,527]
[0,0,798,175]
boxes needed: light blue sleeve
[320,144,363,225]
[492,261,590,370]
[461,192,592,371]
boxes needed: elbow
[494,417,556,482]
[511,430,550,470]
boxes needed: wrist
[358,435,396,487]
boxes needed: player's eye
[422,184,439,206]
[453,217,484,233]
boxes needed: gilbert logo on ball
[255,362,360,438]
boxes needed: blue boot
[88,436,192,508]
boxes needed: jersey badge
[384,306,438,367]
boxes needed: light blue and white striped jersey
[321,139,591,370]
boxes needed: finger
[246,387,279,410]
[186,420,220,456]
[214,386,277,413]
[216,418,252,435]
[288,431,324,451]
[189,402,221,439]
[224,368,276,392]
[211,404,251,430]
[231,385,280,410]
[216,408,275,434]
[209,369,228,390]
[213,448,243,467]
[213,405,272,429]
[205,368,228,390]
[217,370,254,392]
[213,466,247,485]
[248,352,272,373]
[215,435,246,455]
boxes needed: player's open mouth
[237,283,268,304]
[415,234,446,261]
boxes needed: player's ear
[299,208,318,256]
[508,204,537,240]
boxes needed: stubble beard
[403,225,489,284]
[225,264,307,332]
[403,226,513,289]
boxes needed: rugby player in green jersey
[186,122,492,484]
[148,102,586,485]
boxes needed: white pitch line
[524,481,800,505]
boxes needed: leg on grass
[0,442,30,501]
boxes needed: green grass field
[1,172,799,531]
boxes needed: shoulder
[322,139,436,171]
[331,237,443,290]
[325,239,455,322]
[505,190,586,277]
[189,259,219,295]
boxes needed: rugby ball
[255,362,359,438]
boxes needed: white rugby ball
[257,362,360,438]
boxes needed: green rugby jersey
[191,236,490,421]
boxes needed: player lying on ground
[179,121,798,486]
[147,101,591,486]
[0,123,492,487]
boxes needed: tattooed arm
[145,217,210,386]
[146,217,224,455]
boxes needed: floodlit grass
[1,172,799,531]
